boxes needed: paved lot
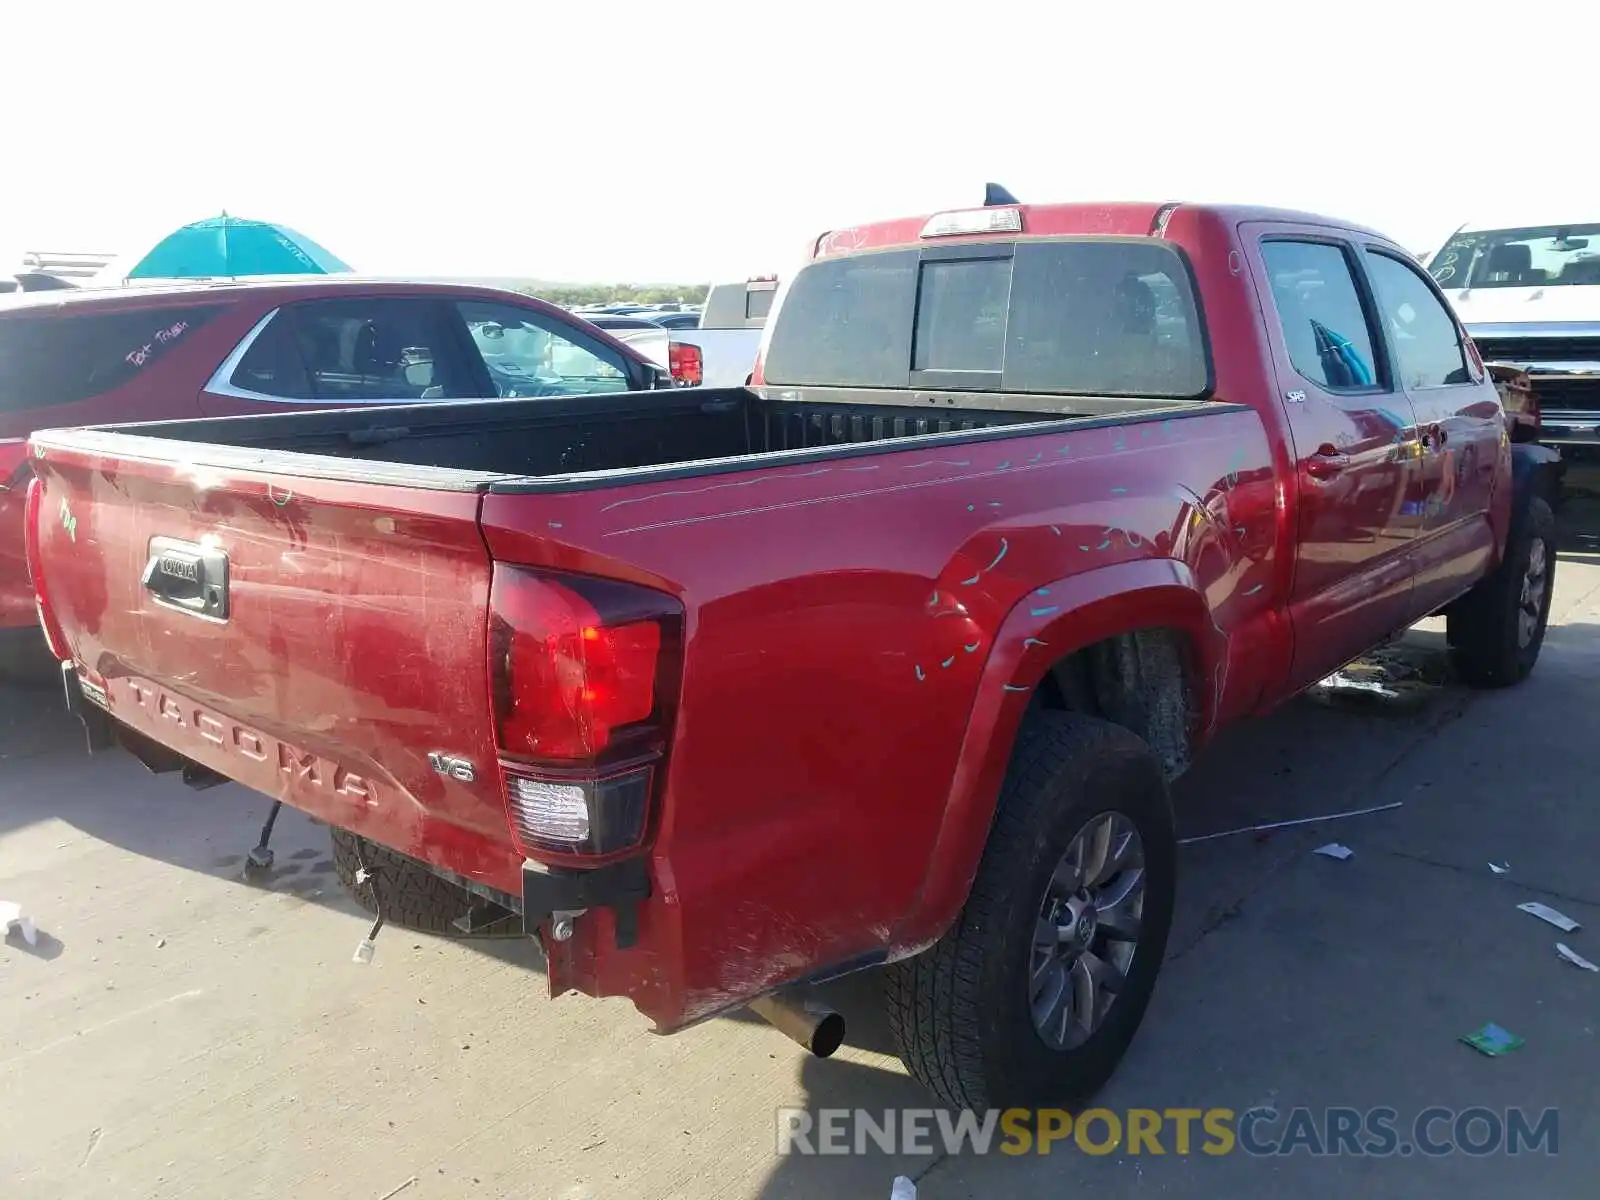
[4,499,1600,1199]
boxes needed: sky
[1,1,1589,285]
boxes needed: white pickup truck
[578,277,777,388]
[1428,219,1600,454]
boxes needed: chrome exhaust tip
[749,990,846,1058]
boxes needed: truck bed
[50,385,1208,488]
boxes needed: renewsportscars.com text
[776,1106,1559,1158]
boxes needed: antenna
[984,183,1020,207]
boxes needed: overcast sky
[1,1,1586,284]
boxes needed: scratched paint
[1003,684,1030,693]
[915,665,926,681]
[1243,583,1265,596]
[964,641,980,653]
[58,497,77,542]
[1030,606,1059,617]
[941,656,956,669]
[1023,637,1047,648]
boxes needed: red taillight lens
[23,474,69,660]
[488,566,682,859]
[668,341,703,387]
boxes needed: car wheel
[1447,494,1556,687]
[884,710,1176,1110]
[331,828,521,939]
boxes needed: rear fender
[891,557,1221,952]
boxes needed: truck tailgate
[27,435,524,894]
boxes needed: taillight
[668,341,703,387]
[488,566,682,860]
[23,474,69,660]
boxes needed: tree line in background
[516,282,710,308]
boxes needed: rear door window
[762,239,1208,398]
[228,299,474,402]
[0,305,225,414]
[1259,241,1382,392]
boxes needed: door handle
[1423,424,1447,450]
[1305,445,1349,479]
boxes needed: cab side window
[1364,251,1471,389]
[455,301,632,397]
[1260,241,1381,392]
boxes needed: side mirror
[404,360,435,388]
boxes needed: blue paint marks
[997,461,1011,470]
[1036,587,1051,596]
[1003,684,1030,693]
[1058,444,1072,455]
[915,665,926,681]
[967,504,976,512]
[1139,426,1150,439]
[964,641,981,653]
[1030,606,1059,617]
[1050,525,1061,536]
[1029,452,1044,464]
[1023,637,1048,648]
[941,656,956,669]
[1079,545,1091,551]
[985,538,1009,572]
[1111,486,1128,495]
[988,501,1003,508]
[1125,530,1145,548]
[961,574,981,586]
[1163,418,1175,437]
[928,590,940,605]
[548,521,563,530]
[1243,582,1265,596]
[1096,538,1112,550]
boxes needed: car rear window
[0,304,226,414]
[762,239,1208,398]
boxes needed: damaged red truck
[24,198,1559,1110]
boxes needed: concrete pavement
[3,507,1598,1199]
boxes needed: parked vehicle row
[25,195,1558,1109]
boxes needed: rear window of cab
[762,238,1208,399]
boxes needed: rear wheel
[1447,494,1556,687]
[331,828,520,939]
[884,710,1176,1110]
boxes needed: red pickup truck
[24,198,1559,1111]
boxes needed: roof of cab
[0,274,547,317]
[810,200,1398,259]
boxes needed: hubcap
[1029,812,1146,1051]
[1518,538,1549,649]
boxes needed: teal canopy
[125,214,349,279]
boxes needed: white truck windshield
[1430,224,1600,289]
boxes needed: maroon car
[0,277,687,663]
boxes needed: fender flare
[891,557,1224,952]
[1511,441,1561,511]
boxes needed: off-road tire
[884,710,1177,1110]
[331,828,520,939]
[1447,494,1556,687]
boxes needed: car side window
[241,299,470,402]
[1363,251,1471,389]
[1260,241,1382,392]
[456,301,632,397]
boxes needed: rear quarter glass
[0,304,229,428]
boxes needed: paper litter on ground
[1556,943,1598,972]
[1518,901,1581,933]
[1460,1023,1524,1056]
[1489,861,1511,875]
[0,901,38,947]
[890,1178,916,1200]
[1313,843,1354,860]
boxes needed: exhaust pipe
[750,990,846,1058]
